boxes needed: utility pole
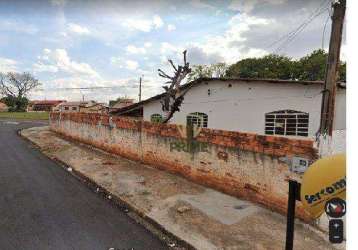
[319,0,346,136]
[138,75,143,102]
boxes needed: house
[0,102,8,112]
[57,101,108,113]
[111,78,346,138]
[80,102,108,114]
[109,98,134,112]
[27,100,66,112]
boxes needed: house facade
[112,78,346,138]
[27,100,66,112]
[56,101,108,113]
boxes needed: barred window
[187,112,208,128]
[150,114,163,123]
[265,110,309,137]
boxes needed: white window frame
[265,110,309,137]
[186,112,208,128]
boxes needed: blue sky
[0,0,345,103]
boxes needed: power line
[321,11,331,49]
[267,0,329,49]
[267,0,331,54]
[273,6,330,54]
[32,85,140,92]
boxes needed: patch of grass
[0,112,49,120]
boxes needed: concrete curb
[18,128,196,250]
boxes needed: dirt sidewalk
[20,126,337,250]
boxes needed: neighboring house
[80,102,109,114]
[27,100,66,112]
[111,78,346,138]
[57,101,108,113]
[0,102,8,112]
[110,99,134,112]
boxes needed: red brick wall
[50,112,317,221]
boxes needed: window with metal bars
[265,110,309,137]
[186,112,208,128]
[150,114,163,123]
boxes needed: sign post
[285,180,301,250]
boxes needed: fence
[50,112,318,220]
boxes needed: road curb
[18,128,196,250]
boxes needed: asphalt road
[0,120,168,250]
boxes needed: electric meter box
[291,157,309,173]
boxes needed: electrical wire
[267,0,329,49]
[321,11,331,49]
[267,0,331,54]
[273,6,330,54]
[32,85,141,92]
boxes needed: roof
[59,101,94,106]
[111,99,135,109]
[30,100,66,105]
[110,77,346,115]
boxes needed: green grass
[0,112,49,120]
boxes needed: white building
[112,78,346,138]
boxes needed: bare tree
[158,50,191,123]
[0,72,41,111]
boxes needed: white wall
[334,88,346,130]
[143,80,346,138]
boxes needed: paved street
[0,120,167,250]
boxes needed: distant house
[110,99,134,110]
[80,102,108,114]
[27,100,66,112]
[0,102,8,112]
[111,78,346,138]
[57,101,108,114]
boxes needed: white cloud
[167,24,176,31]
[0,20,38,35]
[187,13,271,64]
[67,23,90,35]
[228,0,286,13]
[126,45,146,54]
[153,15,164,29]
[33,63,59,73]
[160,42,180,55]
[122,15,164,32]
[33,48,99,78]
[50,0,67,7]
[190,0,215,9]
[111,57,139,71]
[0,57,18,72]
[125,60,139,70]
[110,56,122,65]
[144,42,152,48]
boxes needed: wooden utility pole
[138,76,142,102]
[320,0,346,136]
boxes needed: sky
[0,0,346,103]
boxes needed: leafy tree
[0,72,41,111]
[1,96,29,112]
[296,49,327,81]
[226,54,296,80]
[187,63,228,82]
[225,49,346,82]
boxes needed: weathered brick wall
[50,112,317,220]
